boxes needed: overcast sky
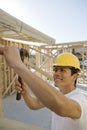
[0,0,87,43]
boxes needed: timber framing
[0,9,87,130]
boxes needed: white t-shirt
[51,88,87,130]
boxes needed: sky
[0,0,87,43]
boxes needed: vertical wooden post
[0,90,3,117]
[0,55,4,117]
[36,47,41,76]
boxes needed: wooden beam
[2,74,17,97]
[0,118,46,130]
[0,9,55,44]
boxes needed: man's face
[53,66,76,89]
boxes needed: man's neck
[60,86,76,94]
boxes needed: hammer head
[19,48,29,61]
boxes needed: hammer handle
[16,76,22,100]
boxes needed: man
[0,46,87,130]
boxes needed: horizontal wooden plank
[0,9,55,44]
[0,118,47,130]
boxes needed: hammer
[16,48,29,100]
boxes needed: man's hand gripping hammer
[16,48,29,100]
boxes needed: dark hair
[69,67,79,87]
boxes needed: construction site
[0,9,87,130]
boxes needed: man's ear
[72,73,78,81]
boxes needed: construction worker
[0,46,87,130]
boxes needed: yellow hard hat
[53,52,80,70]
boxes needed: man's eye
[53,67,58,72]
[60,69,65,71]
[54,68,58,72]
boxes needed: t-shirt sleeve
[70,94,87,119]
